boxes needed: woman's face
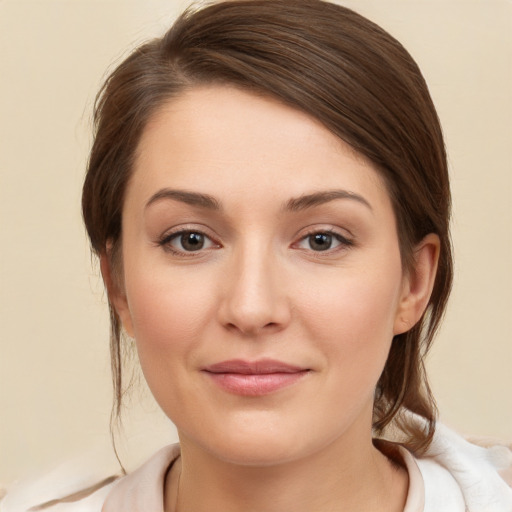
[114,86,412,466]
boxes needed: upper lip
[203,359,307,374]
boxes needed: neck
[165,428,408,512]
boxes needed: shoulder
[0,455,120,512]
[1,478,116,512]
[412,421,512,511]
[102,444,179,511]
[1,444,179,512]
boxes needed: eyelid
[155,223,354,257]
[157,224,222,256]
[292,226,355,252]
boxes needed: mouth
[202,359,310,396]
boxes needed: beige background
[1,0,510,487]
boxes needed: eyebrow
[144,188,372,213]
[145,189,221,210]
[284,190,372,212]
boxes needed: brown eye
[160,230,217,254]
[308,233,333,251]
[180,232,205,251]
[295,230,353,253]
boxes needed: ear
[394,233,440,335]
[100,251,135,338]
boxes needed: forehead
[128,85,391,213]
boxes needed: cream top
[101,443,426,511]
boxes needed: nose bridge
[219,236,289,335]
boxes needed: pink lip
[202,359,310,396]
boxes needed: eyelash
[157,228,354,257]
[294,228,354,254]
[157,227,220,257]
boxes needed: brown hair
[82,0,452,454]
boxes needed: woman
[3,0,511,510]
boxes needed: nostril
[223,320,281,336]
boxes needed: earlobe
[394,233,440,335]
[100,251,135,338]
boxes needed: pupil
[182,232,204,251]
[310,233,332,251]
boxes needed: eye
[296,231,353,252]
[160,230,217,253]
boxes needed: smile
[202,359,310,396]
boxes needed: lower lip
[204,371,309,396]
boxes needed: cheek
[122,261,216,385]
[296,260,403,381]
[126,248,218,328]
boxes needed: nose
[217,243,291,336]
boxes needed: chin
[208,436,306,467]
[183,412,340,468]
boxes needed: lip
[202,359,310,396]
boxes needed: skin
[103,86,439,512]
